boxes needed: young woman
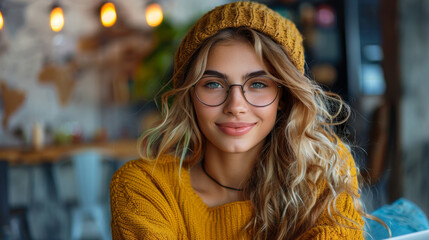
[110,2,369,239]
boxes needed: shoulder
[315,138,360,197]
[304,140,364,239]
[335,139,359,179]
[111,155,184,194]
[110,155,187,239]
[336,139,354,164]
[114,154,182,177]
[110,155,186,220]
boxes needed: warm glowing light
[100,2,117,27]
[0,11,4,30]
[50,7,64,32]
[146,3,163,27]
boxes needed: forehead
[206,40,264,74]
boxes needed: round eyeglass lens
[243,76,279,106]
[194,76,228,106]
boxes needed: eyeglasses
[193,75,281,107]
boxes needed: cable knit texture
[110,144,364,239]
[173,1,305,88]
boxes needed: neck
[202,146,258,191]
[201,158,244,191]
[189,144,261,207]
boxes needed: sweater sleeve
[299,142,365,240]
[110,161,182,240]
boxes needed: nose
[223,85,248,115]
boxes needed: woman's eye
[205,81,223,89]
[250,82,267,88]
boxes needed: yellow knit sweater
[110,148,364,239]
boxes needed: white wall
[0,0,226,146]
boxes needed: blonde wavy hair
[139,27,386,239]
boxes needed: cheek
[192,97,205,120]
[262,103,280,129]
[267,99,280,118]
[192,98,214,129]
[266,108,279,126]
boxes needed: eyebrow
[202,70,268,80]
[202,70,226,78]
[245,70,268,79]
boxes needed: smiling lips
[216,122,256,136]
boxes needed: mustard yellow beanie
[173,1,305,87]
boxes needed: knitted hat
[173,1,305,88]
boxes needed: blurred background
[0,0,428,239]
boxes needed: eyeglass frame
[192,75,282,107]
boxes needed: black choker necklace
[201,159,244,191]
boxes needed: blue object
[71,150,110,240]
[54,150,111,240]
[366,198,429,239]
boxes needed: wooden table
[0,139,140,239]
[0,139,139,164]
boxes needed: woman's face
[192,39,280,155]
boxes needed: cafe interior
[1,0,429,239]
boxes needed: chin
[215,142,257,154]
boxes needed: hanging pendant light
[0,10,4,31]
[50,4,65,32]
[100,1,117,27]
[145,2,163,27]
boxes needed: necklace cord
[201,158,244,191]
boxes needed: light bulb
[50,6,64,32]
[146,3,163,27]
[0,11,4,30]
[100,2,117,27]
